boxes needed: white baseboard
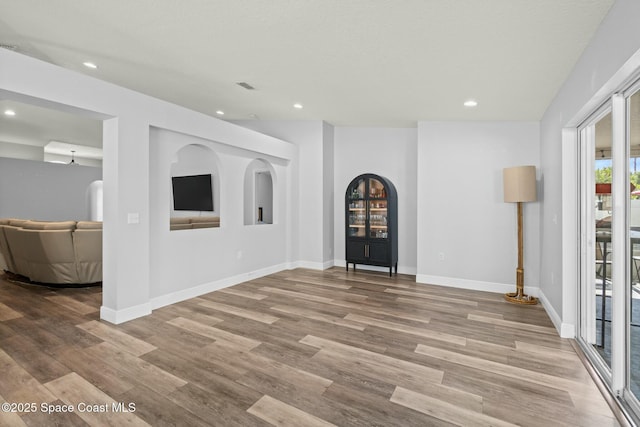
[537,290,561,333]
[100,263,288,324]
[150,263,288,311]
[537,289,575,338]
[416,274,540,297]
[289,260,334,270]
[100,303,152,325]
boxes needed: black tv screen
[172,174,213,211]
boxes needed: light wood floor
[0,268,620,426]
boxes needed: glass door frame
[622,80,640,413]
[577,101,616,385]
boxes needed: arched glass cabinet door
[368,177,388,239]
[347,177,366,238]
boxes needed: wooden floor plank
[247,395,337,427]
[83,342,187,396]
[44,372,150,426]
[198,299,280,324]
[415,343,586,392]
[76,320,157,356]
[44,295,98,315]
[345,313,467,346]
[0,301,23,321]
[301,334,444,385]
[167,316,261,350]
[385,288,480,306]
[390,386,518,427]
[218,287,268,300]
[270,305,366,331]
[0,347,58,403]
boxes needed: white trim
[416,274,540,297]
[151,263,288,310]
[100,303,152,325]
[292,260,334,270]
[611,93,627,392]
[538,288,575,338]
[562,127,579,340]
[100,263,288,324]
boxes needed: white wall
[149,128,289,301]
[0,49,295,323]
[540,0,640,335]
[333,127,418,273]
[0,157,102,220]
[232,120,334,269]
[417,122,540,293]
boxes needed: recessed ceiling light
[463,99,478,107]
[4,110,15,116]
[83,62,98,69]
[216,110,225,115]
[236,82,255,90]
[293,103,303,109]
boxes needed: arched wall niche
[169,143,221,230]
[244,158,277,225]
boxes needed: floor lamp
[503,165,538,305]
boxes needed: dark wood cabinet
[345,174,398,276]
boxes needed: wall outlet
[438,252,445,261]
[127,213,139,224]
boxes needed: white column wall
[101,117,151,318]
[323,122,335,264]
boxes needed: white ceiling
[0,0,615,149]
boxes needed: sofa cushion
[170,217,191,225]
[8,219,29,227]
[170,223,193,230]
[189,216,220,224]
[73,228,102,283]
[23,220,77,230]
[76,221,102,230]
[22,229,79,284]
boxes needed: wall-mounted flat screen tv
[172,174,213,211]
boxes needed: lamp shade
[503,165,537,203]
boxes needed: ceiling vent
[236,82,255,90]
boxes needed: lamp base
[504,292,538,305]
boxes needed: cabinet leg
[389,267,392,277]
[346,263,348,272]
[395,263,398,274]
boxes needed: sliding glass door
[578,79,640,419]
